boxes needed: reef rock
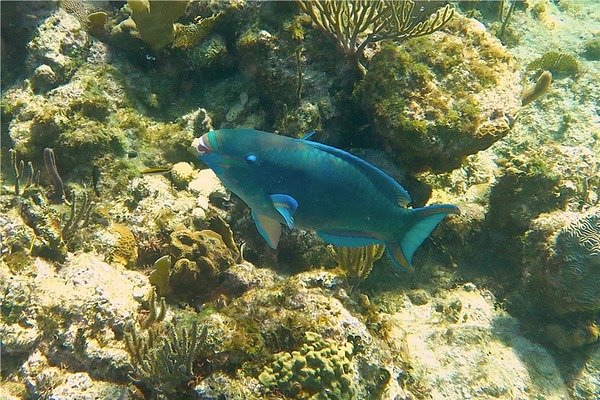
[388,284,570,399]
[354,14,521,173]
[0,253,149,397]
[484,144,598,265]
[571,342,600,400]
[27,10,90,90]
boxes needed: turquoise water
[1,1,599,399]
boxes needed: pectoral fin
[252,210,282,249]
[269,194,298,229]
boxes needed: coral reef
[387,284,570,399]
[1,253,149,397]
[527,50,580,77]
[167,227,236,300]
[2,1,600,399]
[484,144,598,269]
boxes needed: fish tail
[386,204,460,272]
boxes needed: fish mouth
[196,134,213,156]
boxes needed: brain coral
[524,208,600,315]
[259,331,357,399]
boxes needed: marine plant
[125,318,207,396]
[172,14,220,50]
[521,70,552,106]
[61,191,94,246]
[149,254,172,297]
[42,147,66,203]
[298,0,454,72]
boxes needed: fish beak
[196,134,213,156]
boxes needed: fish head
[195,129,268,172]
[194,129,280,205]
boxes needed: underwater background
[1,0,599,399]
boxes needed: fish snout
[195,134,213,156]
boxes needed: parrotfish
[194,129,459,271]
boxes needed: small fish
[140,166,172,175]
[195,129,460,271]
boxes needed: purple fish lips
[196,134,213,156]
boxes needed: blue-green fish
[195,129,460,271]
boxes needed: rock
[48,372,139,400]
[571,343,600,400]
[485,144,598,265]
[390,286,570,399]
[170,161,198,189]
[27,11,89,86]
[1,253,149,388]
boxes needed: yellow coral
[109,223,138,267]
[128,0,189,52]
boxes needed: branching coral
[8,149,40,196]
[298,0,454,70]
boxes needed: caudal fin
[386,204,460,272]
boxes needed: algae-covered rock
[354,14,521,172]
[0,253,149,395]
[572,343,600,400]
[48,372,140,400]
[27,11,90,89]
[523,208,600,315]
[222,270,406,398]
[484,144,598,266]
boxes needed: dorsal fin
[301,131,316,140]
[301,140,412,206]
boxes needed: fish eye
[245,154,257,165]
